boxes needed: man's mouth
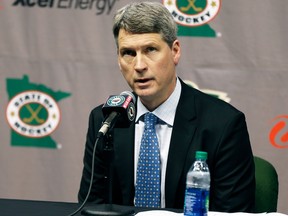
[135,78,152,83]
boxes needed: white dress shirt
[134,77,181,208]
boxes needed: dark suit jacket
[78,79,255,212]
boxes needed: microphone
[98,91,136,137]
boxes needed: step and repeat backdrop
[0,0,287,213]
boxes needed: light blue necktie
[135,112,161,208]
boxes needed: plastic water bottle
[184,151,210,216]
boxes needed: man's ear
[172,40,181,65]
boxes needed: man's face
[117,29,181,110]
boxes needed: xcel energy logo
[12,0,118,15]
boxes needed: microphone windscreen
[120,91,136,103]
[102,91,136,128]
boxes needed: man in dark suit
[78,1,255,212]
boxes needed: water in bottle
[184,151,210,216]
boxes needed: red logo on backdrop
[269,115,288,149]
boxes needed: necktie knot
[144,112,158,129]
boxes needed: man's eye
[121,50,136,56]
[146,47,156,52]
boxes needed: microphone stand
[81,133,134,216]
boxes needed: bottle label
[184,187,209,216]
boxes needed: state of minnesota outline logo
[6,75,71,149]
[163,0,221,37]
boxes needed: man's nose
[134,54,147,72]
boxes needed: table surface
[0,199,286,216]
[0,198,83,216]
[0,198,182,216]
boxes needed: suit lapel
[165,81,198,207]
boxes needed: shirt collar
[135,77,181,126]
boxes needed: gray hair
[113,2,178,49]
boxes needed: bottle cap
[195,151,208,160]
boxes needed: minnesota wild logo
[163,0,221,37]
[6,75,71,149]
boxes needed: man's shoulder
[180,80,243,117]
[89,103,105,119]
